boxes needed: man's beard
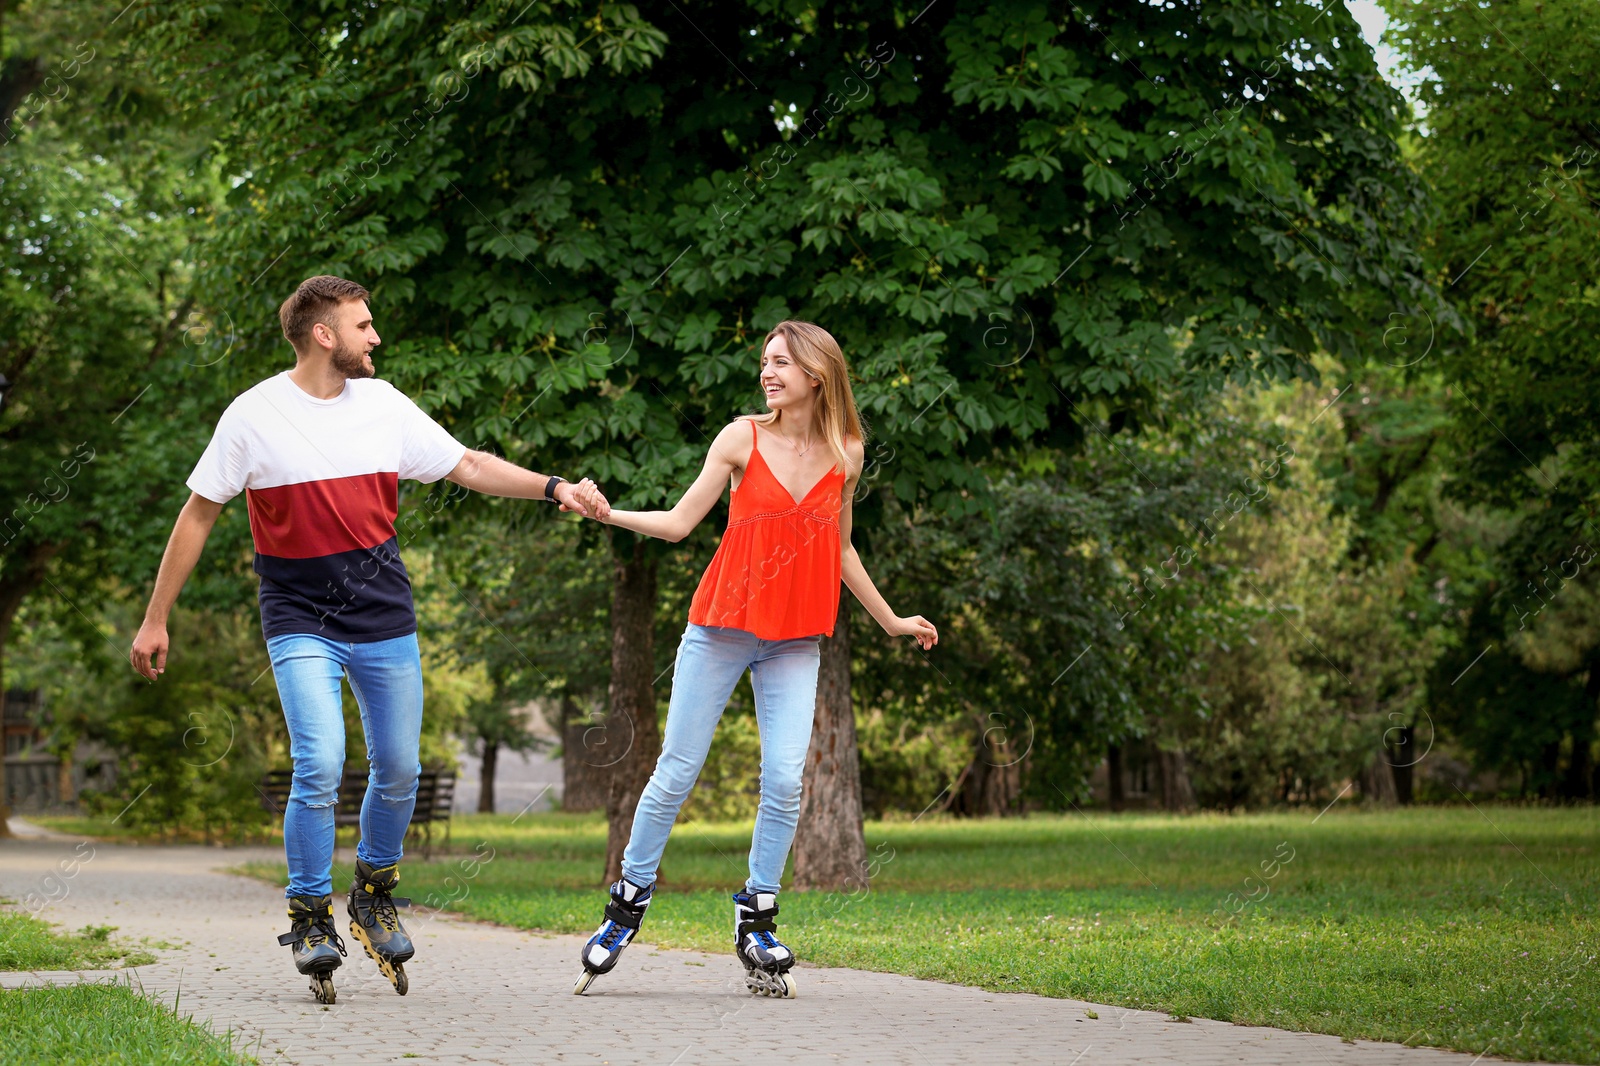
[330,338,374,379]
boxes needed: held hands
[560,478,612,521]
[556,478,611,520]
[889,614,939,651]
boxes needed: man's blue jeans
[267,632,424,898]
[622,623,822,894]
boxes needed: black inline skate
[276,894,346,1004]
[347,858,414,995]
[573,878,653,994]
[733,890,797,999]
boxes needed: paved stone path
[0,830,1536,1066]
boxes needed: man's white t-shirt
[188,371,466,642]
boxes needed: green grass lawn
[0,984,256,1065]
[237,806,1599,1063]
[0,912,251,1064]
[0,910,157,971]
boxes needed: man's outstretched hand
[557,477,610,520]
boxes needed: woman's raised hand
[889,614,939,651]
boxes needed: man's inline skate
[573,878,653,994]
[277,894,346,1004]
[347,858,414,995]
[733,890,797,998]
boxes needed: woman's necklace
[773,418,816,457]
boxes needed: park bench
[258,768,455,857]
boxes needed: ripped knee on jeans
[370,780,419,804]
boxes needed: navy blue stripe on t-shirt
[254,536,417,643]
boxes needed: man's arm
[445,449,607,518]
[130,492,226,680]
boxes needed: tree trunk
[947,711,1021,817]
[1538,739,1562,800]
[0,540,61,838]
[1564,729,1595,801]
[792,592,869,891]
[1107,744,1125,812]
[560,693,607,812]
[477,738,498,814]
[1389,725,1415,805]
[1563,653,1600,800]
[0,57,48,142]
[1360,738,1398,805]
[602,539,661,884]
[1157,749,1196,811]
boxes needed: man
[129,275,602,1004]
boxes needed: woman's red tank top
[687,420,846,639]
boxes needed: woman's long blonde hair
[756,320,864,475]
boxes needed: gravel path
[0,830,1535,1065]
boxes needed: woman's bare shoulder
[844,434,867,477]
[709,418,758,468]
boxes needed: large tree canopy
[136,0,1434,506]
[116,0,1440,869]
[1389,0,1599,534]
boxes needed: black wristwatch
[544,475,565,502]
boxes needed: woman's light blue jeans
[622,623,822,894]
[267,631,425,898]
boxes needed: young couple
[130,275,936,1004]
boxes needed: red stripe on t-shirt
[245,472,400,559]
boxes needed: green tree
[0,1,216,833]
[1387,0,1600,797]
[134,0,1435,879]
[428,513,611,811]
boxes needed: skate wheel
[393,963,408,996]
[743,968,797,999]
[311,973,336,1004]
[573,971,597,996]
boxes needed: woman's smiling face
[759,333,820,411]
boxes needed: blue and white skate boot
[573,878,653,994]
[733,890,797,998]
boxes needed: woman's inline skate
[733,890,797,998]
[574,878,654,994]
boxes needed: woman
[570,320,938,999]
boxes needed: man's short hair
[279,275,371,350]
